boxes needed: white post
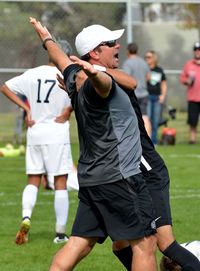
[126,0,133,43]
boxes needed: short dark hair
[127,42,138,54]
[81,53,90,61]
[160,256,182,271]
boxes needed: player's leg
[95,175,157,271]
[189,126,197,144]
[49,187,107,270]
[112,240,132,271]
[22,175,41,219]
[130,235,157,271]
[147,173,200,271]
[129,174,157,271]
[112,236,157,271]
[187,101,198,144]
[16,145,44,245]
[158,225,200,271]
[45,143,73,243]
[15,174,41,245]
[54,174,69,243]
[67,163,79,191]
[49,236,97,271]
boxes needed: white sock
[22,184,38,219]
[54,190,69,234]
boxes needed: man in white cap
[29,18,158,271]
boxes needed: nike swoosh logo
[154,216,161,222]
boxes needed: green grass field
[0,112,200,270]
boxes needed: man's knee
[131,235,157,256]
[112,240,130,252]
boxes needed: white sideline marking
[171,194,200,199]
[171,189,200,193]
[0,199,77,206]
[165,154,200,159]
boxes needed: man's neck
[194,58,200,65]
[128,54,137,59]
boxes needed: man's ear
[89,50,100,60]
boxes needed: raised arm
[30,17,112,97]
[70,55,112,98]
[106,68,137,91]
[29,17,72,73]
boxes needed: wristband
[93,64,106,72]
[42,38,55,50]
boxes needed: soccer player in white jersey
[160,241,200,270]
[0,39,73,245]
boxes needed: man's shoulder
[132,56,148,68]
[123,56,145,67]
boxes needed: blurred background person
[180,42,200,144]
[145,50,167,145]
[122,42,152,137]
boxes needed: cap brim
[105,29,125,42]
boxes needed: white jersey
[6,65,71,145]
[181,241,200,261]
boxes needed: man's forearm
[89,70,112,98]
[106,68,137,91]
[1,84,30,113]
[44,40,72,73]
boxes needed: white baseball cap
[75,24,125,57]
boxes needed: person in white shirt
[160,241,200,271]
[0,39,74,245]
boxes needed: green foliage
[0,1,126,68]
[181,4,200,38]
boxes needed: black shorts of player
[71,173,156,244]
[187,101,200,127]
[137,96,148,115]
[143,167,172,228]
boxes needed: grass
[0,112,200,270]
[0,153,122,271]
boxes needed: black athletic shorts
[187,101,200,127]
[143,167,172,228]
[71,173,156,243]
